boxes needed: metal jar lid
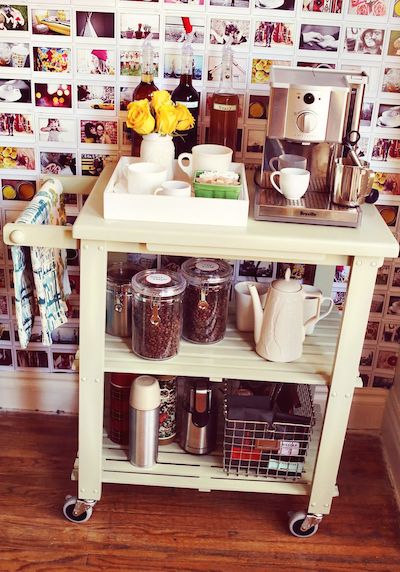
[131,269,186,298]
[181,258,233,286]
[107,261,143,288]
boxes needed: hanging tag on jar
[198,283,209,310]
[150,298,161,326]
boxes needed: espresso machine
[254,66,375,227]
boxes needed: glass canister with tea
[131,269,186,360]
[181,258,233,344]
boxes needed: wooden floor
[0,411,399,572]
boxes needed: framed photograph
[165,16,205,45]
[31,8,71,37]
[80,119,118,145]
[250,58,290,84]
[238,260,274,281]
[52,350,76,371]
[120,120,132,147]
[76,11,115,40]
[387,294,400,315]
[255,0,295,10]
[77,84,115,112]
[120,13,160,41]
[0,4,29,32]
[297,60,336,69]
[34,82,72,109]
[372,375,394,389]
[381,321,400,343]
[51,326,79,345]
[245,128,264,154]
[40,151,76,175]
[376,204,399,226]
[0,178,36,200]
[0,113,34,140]
[334,265,350,283]
[376,349,398,370]
[276,262,316,284]
[65,297,80,320]
[0,42,30,70]
[360,102,374,128]
[359,347,374,368]
[80,152,115,176]
[120,86,135,111]
[0,147,35,170]
[16,349,49,370]
[299,24,340,52]
[333,290,346,312]
[365,320,380,342]
[209,18,250,47]
[376,104,400,128]
[38,116,75,145]
[207,53,247,85]
[303,0,342,13]
[343,27,384,56]
[14,323,42,344]
[373,171,400,196]
[120,49,158,78]
[0,322,11,341]
[0,78,31,105]
[372,138,400,163]
[381,67,400,95]
[210,0,250,7]
[375,262,391,287]
[164,0,204,7]
[0,294,8,316]
[33,46,71,74]
[387,30,400,58]
[359,372,370,387]
[0,270,5,290]
[247,94,269,121]
[391,266,400,288]
[164,52,203,80]
[347,0,388,17]
[77,48,115,77]
[254,21,295,49]
[0,348,13,368]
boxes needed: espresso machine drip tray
[254,177,362,228]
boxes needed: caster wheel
[288,511,319,538]
[63,496,93,523]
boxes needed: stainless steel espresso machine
[254,66,376,227]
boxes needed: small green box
[193,170,242,200]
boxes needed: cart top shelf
[72,164,399,263]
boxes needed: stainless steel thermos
[129,375,161,467]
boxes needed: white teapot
[249,269,323,363]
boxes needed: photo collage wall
[0,0,400,382]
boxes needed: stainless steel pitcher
[330,158,375,208]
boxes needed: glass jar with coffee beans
[181,258,233,344]
[131,269,186,360]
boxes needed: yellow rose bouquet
[126,90,195,136]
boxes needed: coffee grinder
[254,66,374,227]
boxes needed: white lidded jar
[129,375,161,467]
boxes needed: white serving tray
[103,157,249,227]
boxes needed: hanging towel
[12,179,71,349]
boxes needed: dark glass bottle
[171,38,200,158]
[209,43,239,160]
[131,37,158,157]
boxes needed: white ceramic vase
[140,133,175,180]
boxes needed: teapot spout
[248,284,263,344]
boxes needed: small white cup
[178,144,233,179]
[235,281,269,333]
[269,153,307,172]
[153,180,192,197]
[270,168,310,200]
[303,285,334,335]
[124,162,167,195]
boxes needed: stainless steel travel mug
[129,375,161,467]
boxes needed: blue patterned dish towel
[11,179,71,349]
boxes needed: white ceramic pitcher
[249,269,323,363]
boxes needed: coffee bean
[183,283,230,344]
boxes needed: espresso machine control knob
[296,112,318,133]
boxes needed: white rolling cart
[4,165,398,535]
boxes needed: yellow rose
[156,103,179,135]
[175,104,195,132]
[126,99,155,135]
[151,90,172,113]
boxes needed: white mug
[153,180,192,197]
[303,285,334,335]
[270,168,310,200]
[178,144,233,179]
[269,153,307,172]
[235,281,269,332]
[124,162,167,195]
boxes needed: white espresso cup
[269,153,307,172]
[235,281,269,333]
[270,168,310,200]
[124,162,167,195]
[303,285,334,335]
[178,144,233,179]
[153,180,192,197]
